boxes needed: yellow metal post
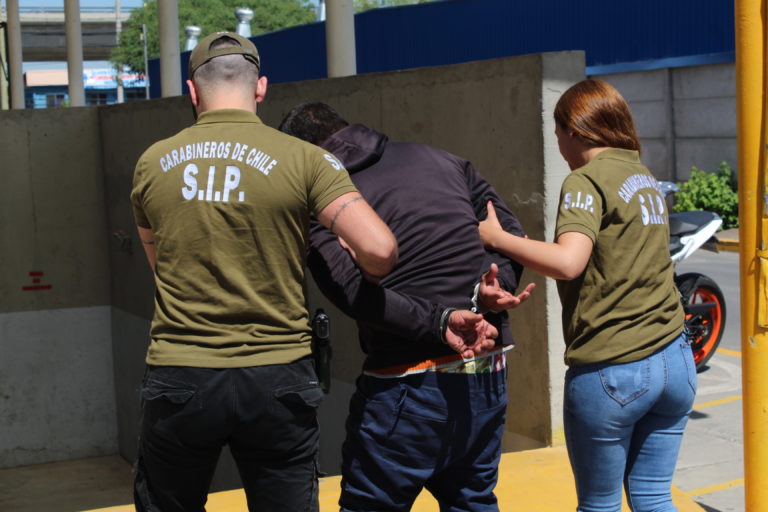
[736,0,768,509]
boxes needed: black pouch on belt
[312,308,332,394]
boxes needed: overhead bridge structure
[1,4,131,109]
[14,9,130,62]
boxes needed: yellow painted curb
[392,447,704,512]
[695,395,743,410]
[717,347,742,357]
[687,478,744,498]
[82,447,704,512]
[716,239,739,252]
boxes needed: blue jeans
[340,370,507,511]
[563,333,697,512]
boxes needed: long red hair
[554,79,641,152]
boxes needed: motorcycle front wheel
[675,273,726,371]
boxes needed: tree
[111,0,317,73]
[354,0,436,12]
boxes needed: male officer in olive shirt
[129,32,402,512]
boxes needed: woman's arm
[479,202,593,280]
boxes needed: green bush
[672,161,739,229]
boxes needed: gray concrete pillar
[158,0,181,97]
[64,0,85,107]
[6,0,24,109]
[0,23,10,109]
[325,0,356,78]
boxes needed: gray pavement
[674,248,745,512]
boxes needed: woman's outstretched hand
[478,201,504,250]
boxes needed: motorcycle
[660,181,726,371]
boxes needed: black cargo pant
[133,357,323,512]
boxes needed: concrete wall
[0,52,584,484]
[596,62,737,182]
[0,107,116,468]
[539,55,584,446]
[98,95,193,466]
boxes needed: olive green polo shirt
[555,148,684,366]
[131,109,357,368]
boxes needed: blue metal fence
[150,0,735,97]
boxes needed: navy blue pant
[133,358,322,512]
[340,370,507,511]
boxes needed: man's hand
[478,263,535,312]
[444,310,498,358]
